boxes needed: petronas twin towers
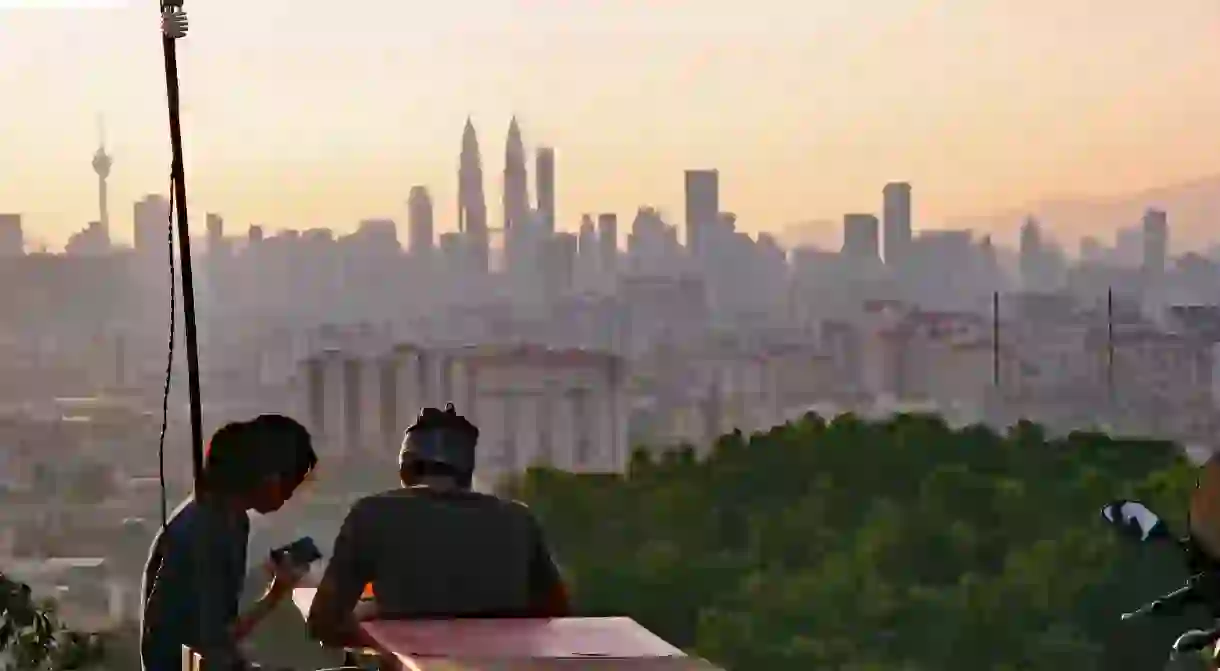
[457,117,534,272]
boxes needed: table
[290,588,723,671]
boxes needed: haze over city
[3,0,1220,250]
[8,2,1220,669]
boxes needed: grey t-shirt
[141,497,250,671]
[319,486,563,618]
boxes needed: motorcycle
[1100,499,1220,669]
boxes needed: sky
[1,0,1219,250]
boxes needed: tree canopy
[505,413,1206,671]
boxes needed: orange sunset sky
[1,0,1218,250]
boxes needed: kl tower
[91,116,113,251]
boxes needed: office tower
[1142,208,1168,276]
[408,186,434,258]
[206,213,224,251]
[684,169,719,257]
[133,195,170,255]
[458,117,489,272]
[356,219,399,249]
[842,214,880,261]
[597,213,618,277]
[503,117,530,232]
[882,182,912,266]
[536,147,556,235]
[545,232,578,296]
[248,225,264,245]
[1018,216,1043,290]
[0,214,23,257]
[91,121,113,251]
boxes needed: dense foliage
[506,413,1205,671]
[0,573,107,670]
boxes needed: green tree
[0,572,106,669]
[505,414,1203,671]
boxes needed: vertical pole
[1106,288,1115,408]
[161,2,205,487]
[992,291,1000,388]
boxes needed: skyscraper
[684,169,719,258]
[133,195,170,256]
[206,213,224,251]
[536,147,556,235]
[503,117,530,232]
[842,213,879,261]
[882,182,912,267]
[458,117,488,272]
[408,186,434,258]
[1142,208,1168,276]
[597,213,618,277]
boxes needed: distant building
[408,186,434,258]
[535,147,556,235]
[0,214,24,256]
[597,213,618,279]
[684,169,719,257]
[882,182,912,266]
[842,213,880,261]
[1142,208,1168,276]
[132,195,169,256]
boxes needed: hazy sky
[2,0,1219,250]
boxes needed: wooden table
[291,588,723,671]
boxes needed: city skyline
[2,0,1220,249]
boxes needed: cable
[157,178,177,531]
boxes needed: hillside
[946,175,1220,255]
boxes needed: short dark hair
[203,414,317,497]
[400,404,478,488]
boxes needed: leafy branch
[0,572,107,670]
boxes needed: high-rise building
[503,118,530,233]
[536,147,556,235]
[408,186,434,258]
[248,225,264,245]
[597,213,618,277]
[458,117,489,272]
[133,195,170,255]
[842,213,879,261]
[0,214,23,257]
[1142,208,1168,276]
[206,213,224,251]
[684,170,719,257]
[544,232,578,298]
[1018,216,1043,290]
[882,182,912,266]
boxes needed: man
[141,415,317,671]
[307,404,571,650]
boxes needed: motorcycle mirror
[1101,500,1168,542]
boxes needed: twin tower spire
[457,116,530,240]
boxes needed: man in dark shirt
[307,404,571,650]
[141,415,317,671]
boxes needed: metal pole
[1107,288,1115,407]
[992,291,1000,388]
[161,1,204,488]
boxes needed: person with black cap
[306,404,571,651]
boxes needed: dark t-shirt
[319,486,563,618]
[141,497,250,671]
